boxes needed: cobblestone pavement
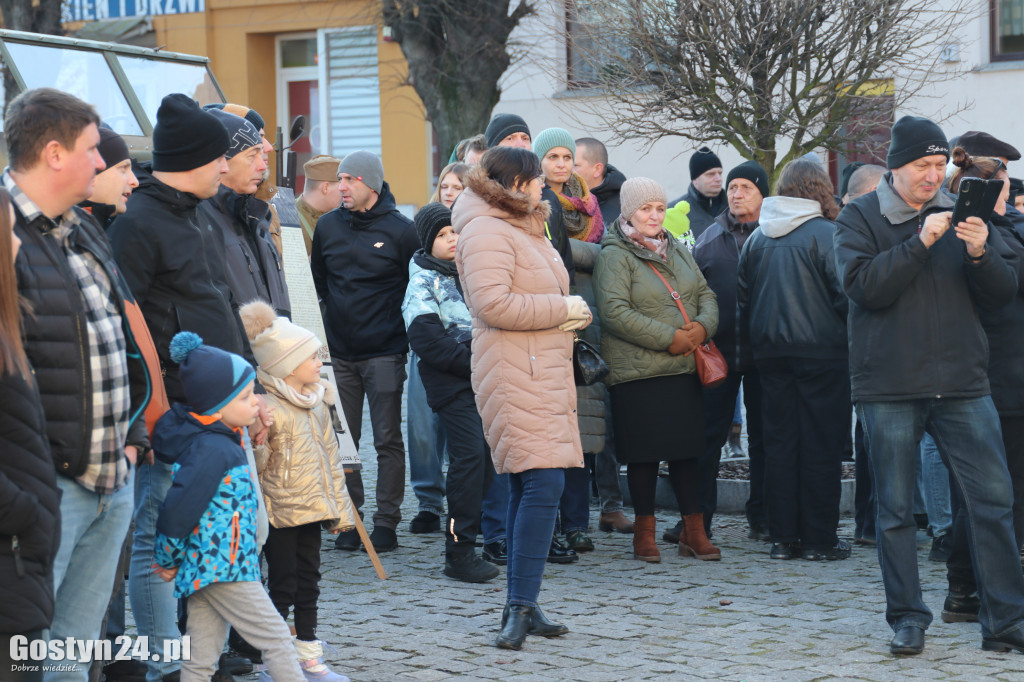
[289,408,1024,681]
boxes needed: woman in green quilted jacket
[593,177,720,564]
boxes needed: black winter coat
[592,165,625,227]
[108,166,245,402]
[693,211,757,372]
[15,206,152,477]
[311,182,420,361]
[198,185,290,367]
[671,184,726,240]
[834,176,1018,401]
[541,186,576,284]
[983,206,1024,416]
[738,198,848,361]
[0,368,60,633]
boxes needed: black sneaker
[364,526,398,552]
[769,542,801,560]
[482,539,508,566]
[409,510,441,534]
[444,552,500,583]
[334,528,360,551]
[228,630,261,664]
[802,539,852,561]
[662,520,683,544]
[941,586,980,623]
[101,659,148,682]
[928,534,952,563]
[565,530,595,552]
[218,651,252,676]
[547,535,579,564]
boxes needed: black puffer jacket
[693,211,758,372]
[671,184,726,240]
[542,185,576,284]
[738,197,848,361]
[835,174,1018,401]
[15,206,152,477]
[0,368,60,633]
[108,165,245,402]
[983,206,1024,416]
[311,182,420,361]
[198,184,290,366]
[591,165,625,227]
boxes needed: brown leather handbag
[646,262,728,388]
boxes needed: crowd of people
[3,83,1024,682]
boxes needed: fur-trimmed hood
[452,166,551,237]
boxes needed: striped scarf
[556,173,604,243]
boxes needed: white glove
[559,296,591,331]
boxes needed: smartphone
[952,177,1004,225]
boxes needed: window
[992,0,1024,61]
[318,27,382,158]
[116,56,220,124]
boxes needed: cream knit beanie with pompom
[239,300,322,379]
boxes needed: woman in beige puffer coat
[452,147,590,651]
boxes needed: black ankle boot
[496,604,534,650]
[501,603,569,637]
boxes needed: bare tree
[382,0,534,162]
[564,0,978,181]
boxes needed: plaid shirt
[4,171,130,494]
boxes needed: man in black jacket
[312,150,420,553]
[108,93,245,681]
[199,108,290,366]
[7,88,152,682]
[688,160,770,545]
[835,115,1024,656]
[670,146,727,239]
[575,137,626,226]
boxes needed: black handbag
[572,332,610,386]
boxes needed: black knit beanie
[839,161,865,198]
[152,94,230,172]
[415,202,452,249]
[726,160,770,197]
[203,102,266,135]
[207,109,261,160]
[97,125,130,168]
[690,147,722,180]
[485,114,530,148]
[887,116,949,169]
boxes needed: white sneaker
[294,639,350,682]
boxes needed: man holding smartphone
[834,115,1024,657]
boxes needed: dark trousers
[263,522,322,641]
[1001,415,1024,548]
[758,357,851,549]
[436,390,493,555]
[333,354,407,530]
[854,418,876,540]
[559,458,592,533]
[699,368,765,526]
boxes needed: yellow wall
[152,0,431,206]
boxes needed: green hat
[664,202,691,239]
[533,128,576,161]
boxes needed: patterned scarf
[620,219,669,261]
[556,173,604,243]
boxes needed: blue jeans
[859,397,1024,638]
[506,469,565,607]
[46,471,134,682]
[407,353,446,516]
[918,433,952,538]
[481,473,508,544]
[128,460,180,681]
[559,464,591,533]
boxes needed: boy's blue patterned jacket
[152,403,261,598]
[401,251,473,411]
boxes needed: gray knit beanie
[337,150,385,193]
[620,177,667,222]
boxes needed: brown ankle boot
[679,513,721,560]
[632,515,661,562]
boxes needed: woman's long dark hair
[0,188,30,380]
[480,146,541,191]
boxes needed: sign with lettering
[67,0,205,23]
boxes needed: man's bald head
[846,164,887,202]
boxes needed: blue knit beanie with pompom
[169,331,255,415]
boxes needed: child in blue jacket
[152,332,304,682]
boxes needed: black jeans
[758,357,850,549]
[263,522,322,641]
[436,390,493,556]
[699,368,765,526]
